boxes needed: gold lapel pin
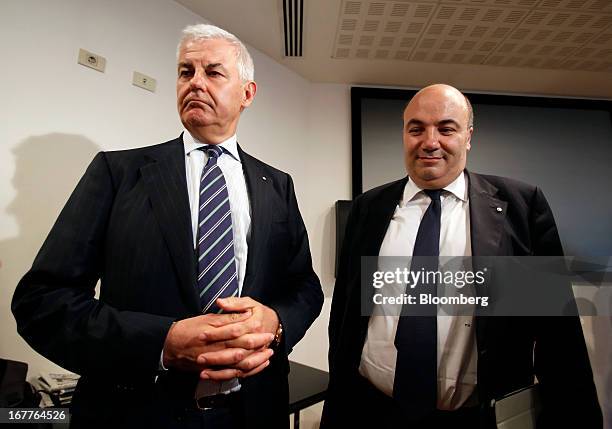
[496,207,503,212]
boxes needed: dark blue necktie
[196,145,239,314]
[393,189,441,417]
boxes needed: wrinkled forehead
[178,38,238,63]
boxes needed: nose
[189,70,207,92]
[422,128,440,152]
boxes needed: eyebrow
[405,118,462,128]
[406,119,424,127]
[177,62,229,74]
[437,119,461,128]
[206,63,229,74]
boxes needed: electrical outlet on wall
[77,49,106,73]
[132,71,156,93]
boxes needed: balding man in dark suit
[322,84,601,429]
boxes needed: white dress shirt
[359,172,478,410]
[183,130,252,397]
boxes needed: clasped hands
[162,297,279,381]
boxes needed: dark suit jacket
[12,136,323,428]
[322,171,601,428]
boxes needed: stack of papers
[35,372,80,407]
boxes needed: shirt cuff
[159,349,169,371]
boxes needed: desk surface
[288,361,329,414]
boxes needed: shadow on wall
[0,134,100,371]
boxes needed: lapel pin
[262,176,267,181]
[496,207,503,212]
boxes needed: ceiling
[175,0,612,98]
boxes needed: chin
[417,166,443,181]
[183,114,212,129]
[410,170,448,188]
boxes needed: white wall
[0,0,349,403]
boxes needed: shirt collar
[401,171,468,206]
[182,129,241,162]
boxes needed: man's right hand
[162,311,274,375]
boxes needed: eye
[439,127,455,135]
[408,127,423,135]
[207,70,222,77]
[178,69,193,78]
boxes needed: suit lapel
[468,171,507,258]
[140,137,200,314]
[363,178,408,256]
[356,177,408,348]
[467,170,508,361]
[238,145,272,297]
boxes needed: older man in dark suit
[12,24,323,429]
[322,84,601,428]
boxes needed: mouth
[184,99,211,109]
[417,156,443,164]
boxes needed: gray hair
[177,24,254,82]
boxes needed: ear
[240,81,257,110]
[465,126,473,151]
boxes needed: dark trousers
[70,407,242,429]
[69,375,245,429]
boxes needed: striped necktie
[393,189,441,417]
[196,145,239,314]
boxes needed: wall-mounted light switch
[132,71,156,93]
[78,49,106,72]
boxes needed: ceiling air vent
[282,0,303,57]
